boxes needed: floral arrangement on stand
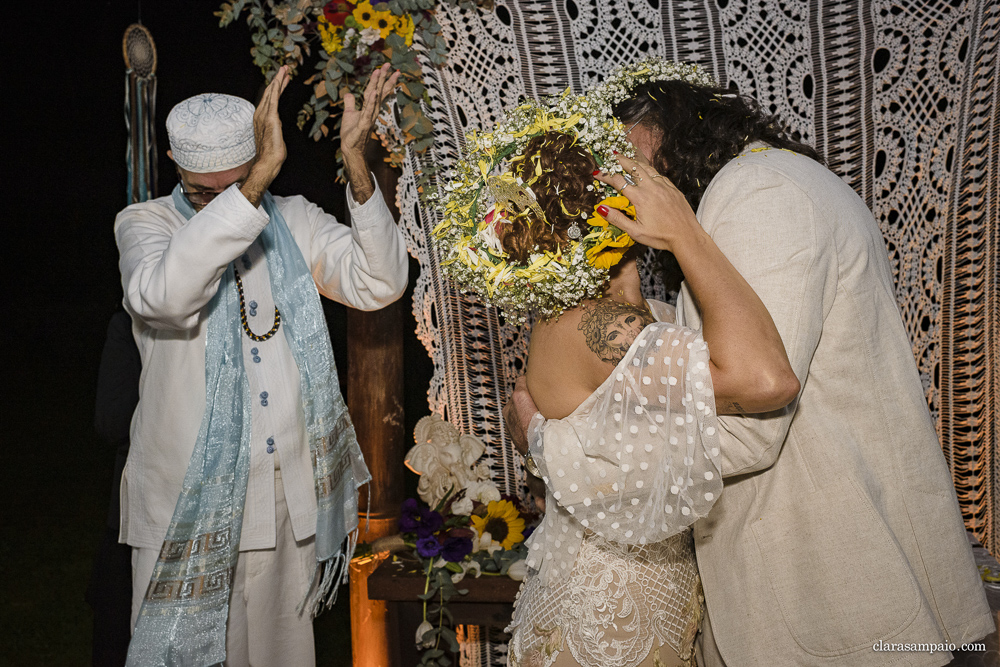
[368,414,537,665]
[432,57,716,323]
[216,0,490,176]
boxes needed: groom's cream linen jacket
[677,145,994,667]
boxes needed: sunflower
[394,13,415,46]
[352,1,377,27]
[583,195,636,269]
[587,195,635,228]
[316,16,343,55]
[372,10,397,39]
[586,232,635,269]
[470,499,525,550]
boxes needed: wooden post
[347,141,405,667]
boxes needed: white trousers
[131,471,317,667]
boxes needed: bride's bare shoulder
[534,298,655,363]
[527,298,656,418]
[574,298,656,365]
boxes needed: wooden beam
[347,141,406,667]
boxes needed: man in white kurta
[115,66,407,665]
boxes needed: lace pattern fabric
[507,531,702,667]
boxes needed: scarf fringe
[299,529,360,618]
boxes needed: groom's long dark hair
[614,80,823,210]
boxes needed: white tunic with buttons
[114,182,407,551]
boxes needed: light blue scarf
[127,186,370,666]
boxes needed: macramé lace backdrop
[390,1,997,664]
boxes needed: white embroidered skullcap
[166,93,256,173]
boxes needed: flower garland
[586,56,717,117]
[432,57,717,323]
[432,95,636,323]
[216,0,490,175]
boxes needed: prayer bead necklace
[233,266,281,342]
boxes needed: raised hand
[592,153,701,252]
[341,63,401,204]
[341,63,401,156]
[240,65,291,207]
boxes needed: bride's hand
[592,153,702,252]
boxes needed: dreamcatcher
[122,23,158,204]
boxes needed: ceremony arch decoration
[392,6,996,662]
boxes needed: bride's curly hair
[498,131,600,264]
[614,80,823,210]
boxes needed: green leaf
[399,113,418,132]
[325,81,340,101]
[400,80,426,99]
[413,116,434,135]
[386,32,406,50]
[441,627,460,653]
[413,137,435,152]
[309,109,330,137]
[399,60,422,76]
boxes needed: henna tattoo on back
[578,300,655,365]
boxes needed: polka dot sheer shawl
[523,321,722,585]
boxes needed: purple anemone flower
[441,536,473,563]
[416,536,442,559]
[415,508,444,538]
[399,498,420,532]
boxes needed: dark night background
[4,1,431,662]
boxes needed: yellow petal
[588,213,608,228]
[588,247,628,269]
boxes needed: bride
[497,130,798,666]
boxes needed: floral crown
[433,57,717,323]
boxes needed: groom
[505,78,993,666]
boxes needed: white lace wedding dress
[507,301,722,667]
